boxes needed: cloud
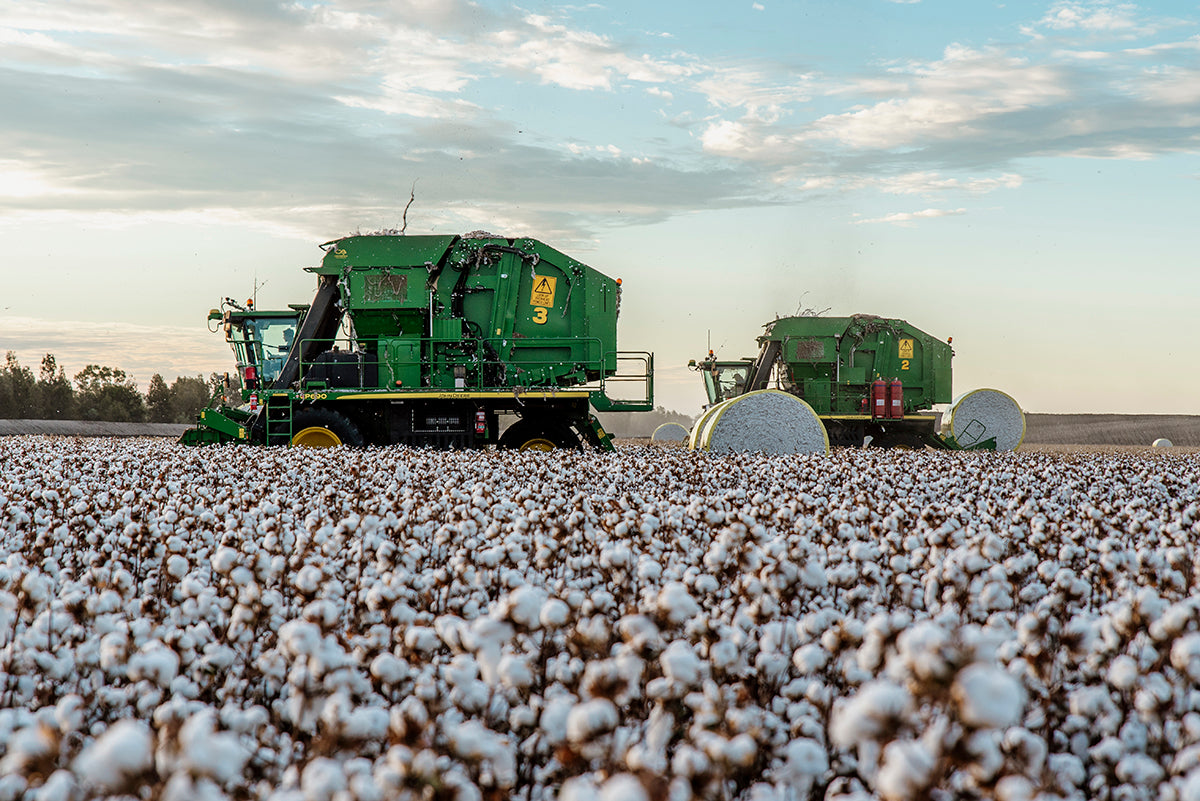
[854,207,967,225]
[862,172,1024,194]
[1035,1,1145,33]
[1,0,1199,243]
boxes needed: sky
[1,0,1199,416]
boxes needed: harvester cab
[208,299,308,389]
[692,351,753,405]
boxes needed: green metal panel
[380,338,422,389]
[760,314,953,415]
[312,235,458,275]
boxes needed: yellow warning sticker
[530,275,557,307]
[898,338,914,359]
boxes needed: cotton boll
[657,582,700,626]
[128,640,180,687]
[495,585,546,630]
[370,653,410,686]
[599,772,648,801]
[53,695,84,735]
[1172,634,1200,682]
[161,773,230,801]
[540,695,576,747]
[0,721,58,776]
[72,720,154,793]
[994,775,1034,801]
[98,631,129,673]
[1116,752,1165,785]
[875,739,936,801]
[449,719,514,783]
[774,737,828,797]
[892,621,953,684]
[30,770,76,801]
[952,664,1024,729]
[211,547,239,576]
[661,641,702,687]
[176,710,249,783]
[567,699,619,743]
[166,554,190,580]
[1108,654,1139,691]
[710,639,740,672]
[293,565,323,595]
[831,681,912,749]
[301,757,348,801]
[1182,768,1200,801]
[404,626,440,654]
[498,654,533,690]
[559,774,602,801]
[793,643,829,675]
[540,598,570,629]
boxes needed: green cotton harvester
[691,314,1025,450]
[181,232,653,450]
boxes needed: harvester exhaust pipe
[272,274,344,391]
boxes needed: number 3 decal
[533,307,548,324]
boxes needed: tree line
[0,352,219,423]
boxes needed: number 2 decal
[533,307,548,324]
[901,359,910,370]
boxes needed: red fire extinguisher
[249,392,259,413]
[475,409,486,435]
[871,378,887,419]
[888,378,904,419]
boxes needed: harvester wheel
[500,419,580,451]
[291,408,364,448]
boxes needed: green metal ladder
[265,395,294,446]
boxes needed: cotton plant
[3,437,1200,799]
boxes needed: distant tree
[36,354,75,419]
[74,364,146,422]
[595,405,696,438]
[0,352,37,419]
[169,375,211,423]
[146,374,173,422]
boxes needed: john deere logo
[333,248,348,259]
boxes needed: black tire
[291,407,364,448]
[499,418,581,451]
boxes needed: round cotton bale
[942,388,1025,452]
[652,422,690,442]
[1153,438,1173,448]
[687,400,733,451]
[700,389,829,455]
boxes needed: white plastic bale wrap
[699,390,830,455]
[651,423,690,442]
[687,401,731,451]
[942,388,1026,452]
[1153,438,1173,448]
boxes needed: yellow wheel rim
[519,437,556,451]
[292,426,342,448]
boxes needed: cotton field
[3,438,1200,801]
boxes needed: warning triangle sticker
[530,274,557,307]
